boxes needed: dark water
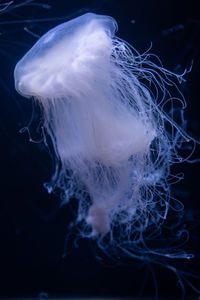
[0,0,200,299]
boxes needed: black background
[0,0,200,299]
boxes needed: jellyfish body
[14,13,180,241]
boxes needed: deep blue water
[0,0,200,298]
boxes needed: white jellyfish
[14,13,193,259]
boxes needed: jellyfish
[14,13,192,258]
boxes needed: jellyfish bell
[14,13,118,99]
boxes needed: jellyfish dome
[14,13,185,249]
